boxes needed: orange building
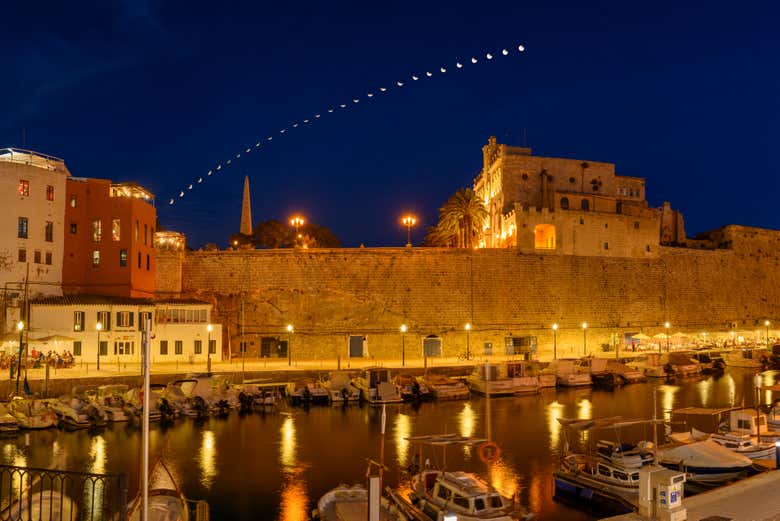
[62,178,156,297]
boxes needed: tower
[240,175,253,236]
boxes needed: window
[474,498,486,511]
[194,340,203,354]
[521,173,528,180]
[97,311,111,331]
[349,335,366,358]
[45,252,52,265]
[92,220,102,242]
[598,465,612,477]
[18,249,26,262]
[613,470,628,481]
[120,249,128,267]
[33,251,41,264]
[175,340,183,355]
[144,224,148,245]
[18,217,28,238]
[46,185,55,201]
[73,311,85,331]
[18,180,29,196]
[616,201,622,214]
[45,221,53,242]
[69,195,77,208]
[634,221,640,229]
[138,252,142,268]
[581,199,590,211]
[488,495,503,508]
[604,242,609,250]
[560,197,569,210]
[135,220,139,243]
[239,342,248,353]
[436,486,451,501]
[70,223,77,234]
[580,218,585,225]
[146,254,150,271]
[452,495,470,508]
[160,340,168,355]
[116,311,134,328]
[114,341,134,355]
[99,341,108,356]
[112,219,121,241]
[209,339,216,354]
[646,245,651,252]
[534,224,556,250]
[568,177,576,184]
[156,308,209,324]
[604,223,608,229]
[73,341,82,356]
[139,312,152,331]
[92,250,100,266]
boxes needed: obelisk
[240,175,253,235]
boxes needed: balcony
[0,148,67,172]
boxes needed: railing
[0,148,66,171]
[0,464,128,521]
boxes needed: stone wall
[156,243,780,361]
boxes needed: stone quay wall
[155,244,780,361]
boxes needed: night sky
[2,1,777,248]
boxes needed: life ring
[478,441,501,463]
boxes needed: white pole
[142,316,151,521]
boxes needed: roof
[32,295,210,307]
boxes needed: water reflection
[546,401,565,451]
[696,380,710,407]
[659,384,678,421]
[489,458,519,498]
[280,415,297,470]
[198,430,217,488]
[394,413,411,467]
[89,436,106,474]
[577,398,591,442]
[459,403,476,457]
[278,475,308,521]
[725,374,736,406]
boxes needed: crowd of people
[0,348,75,371]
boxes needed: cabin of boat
[666,353,701,377]
[724,348,770,369]
[420,373,470,400]
[605,361,647,384]
[550,359,592,387]
[321,371,361,404]
[466,362,539,396]
[393,374,432,402]
[353,367,402,404]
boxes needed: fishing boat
[664,353,701,377]
[466,362,540,396]
[578,358,622,388]
[393,373,433,402]
[352,367,403,405]
[550,359,592,387]
[605,361,647,384]
[419,373,470,400]
[657,440,752,484]
[236,381,281,409]
[48,394,107,430]
[8,397,58,429]
[670,428,776,460]
[287,379,330,405]
[321,371,361,404]
[723,348,770,369]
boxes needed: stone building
[473,137,686,256]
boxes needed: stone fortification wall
[156,245,780,361]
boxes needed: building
[0,149,68,297]
[473,137,686,256]
[62,178,157,298]
[25,295,222,366]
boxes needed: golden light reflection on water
[280,416,297,469]
[659,384,678,421]
[459,403,476,457]
[89,436,106,474]
[725,374,736,406]
[696,380,710,407]
[394,413,411,467]
[198,430,217,488]
[528,464,543,513]
[489,458,519,498]
[279,475,308,521]
[577,398,592,442]
[546,401,565,451]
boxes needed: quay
[603,470,780,521]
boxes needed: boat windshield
[488,494,503,508]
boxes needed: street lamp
[401,214,417,247]
[286,324,294,366]
[400,324,407,366]
[552,323,559,360]
[96,322,103,371]
[289,216,305,244]
[664,322,670,353]
[465,323,472,360]
[581,322,588,356]
[14,321,24,394]
[206,324,213,374]
[765,320,771,350]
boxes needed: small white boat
[393,374,433,402]
[605,361,646,384]
[723,348,770,369]
[314,484,405,520]
[657,439,752,484]
[8,397,58,429]
[90,384,133,422]
[419,373,470,400]
[466,362,540,396]
[129,459,191,521]
[352,367,402,405]
[286,380,329,405]
[321,371,360,404]
[551,359,592,387]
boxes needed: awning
[631,333,651,340]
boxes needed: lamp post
[96,322,103,371]
[14,321,23,394]
[765,320,771,350]
[286,324,293,366]
[581,323,588,356]
[664,322,670,353]
[401,215,417,247]
[400,324,407,366]
[289,216,305,245]
[465,323,472,360]
[552,323,559,360]
[206,324,213,374]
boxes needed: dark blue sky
[2,1,777,247]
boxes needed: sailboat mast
[142,315,151,521]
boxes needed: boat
[596,440,655,468]
[236,381,281,409]
[393,373,433,402]
[550,359,592,387]
[287,379,330,405]
[352,367,403,405]
[635,353,668,378]
[657,439,752,484]
[688,352,725,375]
[0,403,20,435]
[320,372,360,404]
[670,428,776,460]
[578,358,622,388]
[390,434,532,521]
[128,459,191,521]
[314,483,406,521]
[7,397,58,429]
[672,406,780,443]
[466,362,540,396]
[419,373,470,400]
[605,361,647,384]
[723,348,770,369]
[89,384,133,422]
[48,393,107,429]
[124,386,164,422]
[664,353,701,377]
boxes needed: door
[260,337,274,358]
[277,340,288,358]
[423,336,442,357]
[349,336,365,358]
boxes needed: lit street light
[400,324,407,366]
[664,321,671,353]
[401,214,417,247]
[96,321,103,371]
[206,324,213,374]
[286,324,294,366]
[289,216,305,244]
[465,323,472,360]
[552,323,559,360]
[581,322,588,356]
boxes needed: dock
[602,470,780,521]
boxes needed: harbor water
[0,367,777,520]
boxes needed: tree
[301,224,340,248]
[228,232,254,249]
[430,188,487,248]
[422,224,457,247]
[253,220,294,249]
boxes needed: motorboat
[419,373,470,400]
[89,384,133,422]
[578,358,622,388]
[670,428,776,460]
[7,397,57,430]
[124,386,164,422]
[665,353,701,377]
[286,380,329,405]
[48,395,107,430]
[657,440,752,484]
[393,373,433,402]
[505,361,545,394]
[723,348,770,369]
[596,440,655,468]
[689,352,725,375]
[605,361,646,384]
[321,372,361,404]
[550,359,591,387]
[0,403,20,435]
[635,353,668,378]
[466,362,539,396]
[162,379,209,418]
[314,484,405,521]
[352,367,402,405]
[235,382,281,409]
[128,459,192,521]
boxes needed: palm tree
[435,188,487,248]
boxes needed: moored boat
[7,397,57,430]
[352,367,402,405]
[393,373,433,402]
[419,373,470,400]
[605,361,647,384]
[723,348,770,369]
[128,459,192,521]
[657,439,752,484]
[321,371,360,404]
[551,359,592,387]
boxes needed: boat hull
[553,471,636,516]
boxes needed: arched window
[560,197,569,210]
[581,199,590,211]
[534,224,556,250]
